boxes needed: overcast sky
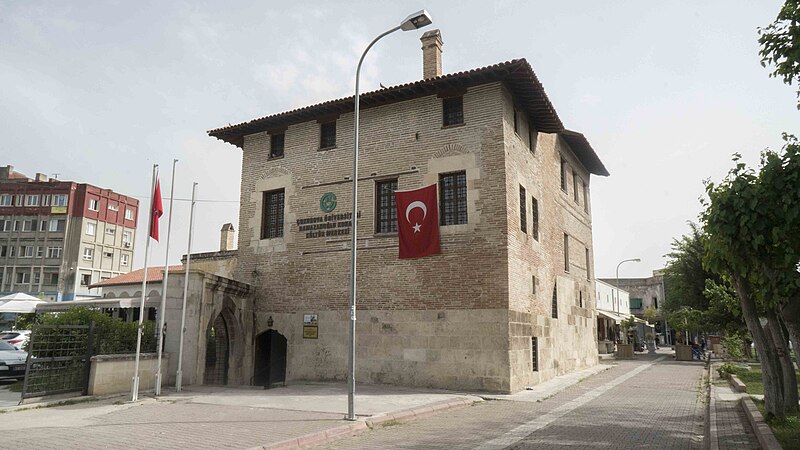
[1,1,796,279]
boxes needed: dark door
[254,330,287,388]
[204,314,229,385]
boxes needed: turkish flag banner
[150,179,164,241]
[395,184,441,259]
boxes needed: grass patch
[381,419,402,427]
[7,381,23,393]
[754,399,800,450]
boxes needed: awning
[597,310,629,323]
[36,297,161,312]
[633,316,656,328]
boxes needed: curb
[259,397,477,449]
[706,357,718,450]
[741,397,782,450]
[728,375,746,393]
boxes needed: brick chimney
[220,223,235,251]
[35,173,48,182]
[420,29,442,79]
[0,165,12,181]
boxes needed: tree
[702,138,800,419]
[663,223,718,313]
[759,0,800,108]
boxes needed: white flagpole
[155,159,177,396]
[132,164,158,402]
[175,182,197,392]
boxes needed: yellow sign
[50,206,67,214]
[303,326,318,339]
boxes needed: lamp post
[614,258,641,314]
[347,10,433,422]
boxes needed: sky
[0,1,796,279]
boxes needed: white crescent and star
[405,201,427,233]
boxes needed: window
[108,204,119,211]
[0,246,7,257]
[532,275,537,296]
[563,233,570,272]
[653,296,659,310]
[15,271,30,284]
[83,247,94,260]
[7,246,14,257]
[442,96,464,126]
[1,220,10,231]
[630,298,643,310]
[513,108,520,134]
[106,227,115,235]
[320,121,336,149]
[122,231,132,246]
[86,223,96,236]
[13,220,20,231]
[261,189,285,239]
[89,199,99,211]
[33,271,40,285]
[25,195,39,206]
[551,284,558,319]
[39,220,47,231]
[270,133,285,158]
[529,122,538,153]
[49,219,65,232]
[21,220,33,232]
[20,246,33,258]
[0,194,10,206]
[582,181,589,213]
[103,251,113,258]
[42,194,50,206]
[579,290,583,308]
[585,248,591,280]
[14,195,23,206]
[47,246,62,258]
[36,246,43,258]
[573,171,579,203]
[519,185,527,233]
[53,194,68,206]
[46,273,58,285]
[80,273,91,286]
[125,209,134,220]
[531,337,539,372]
[439,171,468,225]
[121,254,129,266]
[531,197,539,241]
[560,158,567,192]
[375,179,398,234]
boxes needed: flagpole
[132,164,158,402]
[175,182,197,392]
[155,159,177,396]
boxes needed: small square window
[86,223,96,236]
[80,273,91,286]
[320,122,336,149]
[89,199,99,211]
[103,251,113,258]
[108,204,119,211]
[270,133,285,158]
[83,248,94,260]
[442,96,464,126]
[125,209,134,220]
[121,254,129,266]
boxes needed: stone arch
[202,295,245,385]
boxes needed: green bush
[717,363,740,379]
[721,334,746,361]
[35,307,156,355]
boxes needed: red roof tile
[90,265,185,288]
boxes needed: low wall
[88,353,170,396]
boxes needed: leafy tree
[702,138,800,419]
[663,223,718,313]
[667,307,704,343]
[759,0,800,108]
[642,306,658,324]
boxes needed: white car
[0,330,30,350]
[0,341,27,379]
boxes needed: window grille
[270,133,285,158]
[519,185,527,233]
[261,189,285,239]
[531,337,539,371]
[442,96,464,126]
[375,179,398,233]
[320,122,336,149]
[439,172,467,225]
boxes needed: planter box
[88,353,170,396]
[616,344,634,359]
[675,344,694,361]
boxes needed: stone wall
[88,353,168,396]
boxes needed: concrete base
[675,344,693,361]
[616,344,634,359]
[88,353,170,396]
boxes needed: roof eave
[560,130,610,177]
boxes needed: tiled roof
[90,265,185,288]
[208,59,565,148]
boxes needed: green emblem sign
[320,192,337,213]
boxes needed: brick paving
[715,398,758,450]
[323,355,706,449]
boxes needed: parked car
[0,330,30,350]
[0,340,27,380]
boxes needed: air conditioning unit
[123,242,131,248]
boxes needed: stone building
[600,270,673,346]
[207,30,609,393]
[0,165,138,301]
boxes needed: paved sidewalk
[708,361,759,450]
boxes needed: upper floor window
[82,247,94,260]
[529,122,538,153]
[442,96,464,126]
[0,194,11,206]
[563,233,570,272]
[121,254,129,266]
[261,189,285,239]
[108,204,119,211]
[47,246,62,258]
[320,122,336,149]
[531,197,539,241]
[439,171,467,225]
[630,298,643,310]
[49,219,65,232]
[270,133,285,158]
[53,194,68,207]
[25,195,39,206]
[122,231,132,245]
[86,222,96,236]
[551,284,558,319]
[573,171,579,203]
[375,179,398,234]
[560,158,568,192]
[89,199,99,211]
[513,108,520,134]
[42,194,51,206]
[519,185,527,233]
[21,220,33,232]
[125,208,134,220]
[582,181,589,213]
[585,248,591,280]
[14,195,23,206]
[16,271,30,284]
[80,273,91,286]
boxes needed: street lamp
[614,258,641,314]
[347,9,433,422]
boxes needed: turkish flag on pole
[395,184,440,259]
[149,179,164,241]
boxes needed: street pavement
[0,349,752,449]
[0,379,21,407]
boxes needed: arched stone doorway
[253,330,287,388]
[204,313,229,385]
